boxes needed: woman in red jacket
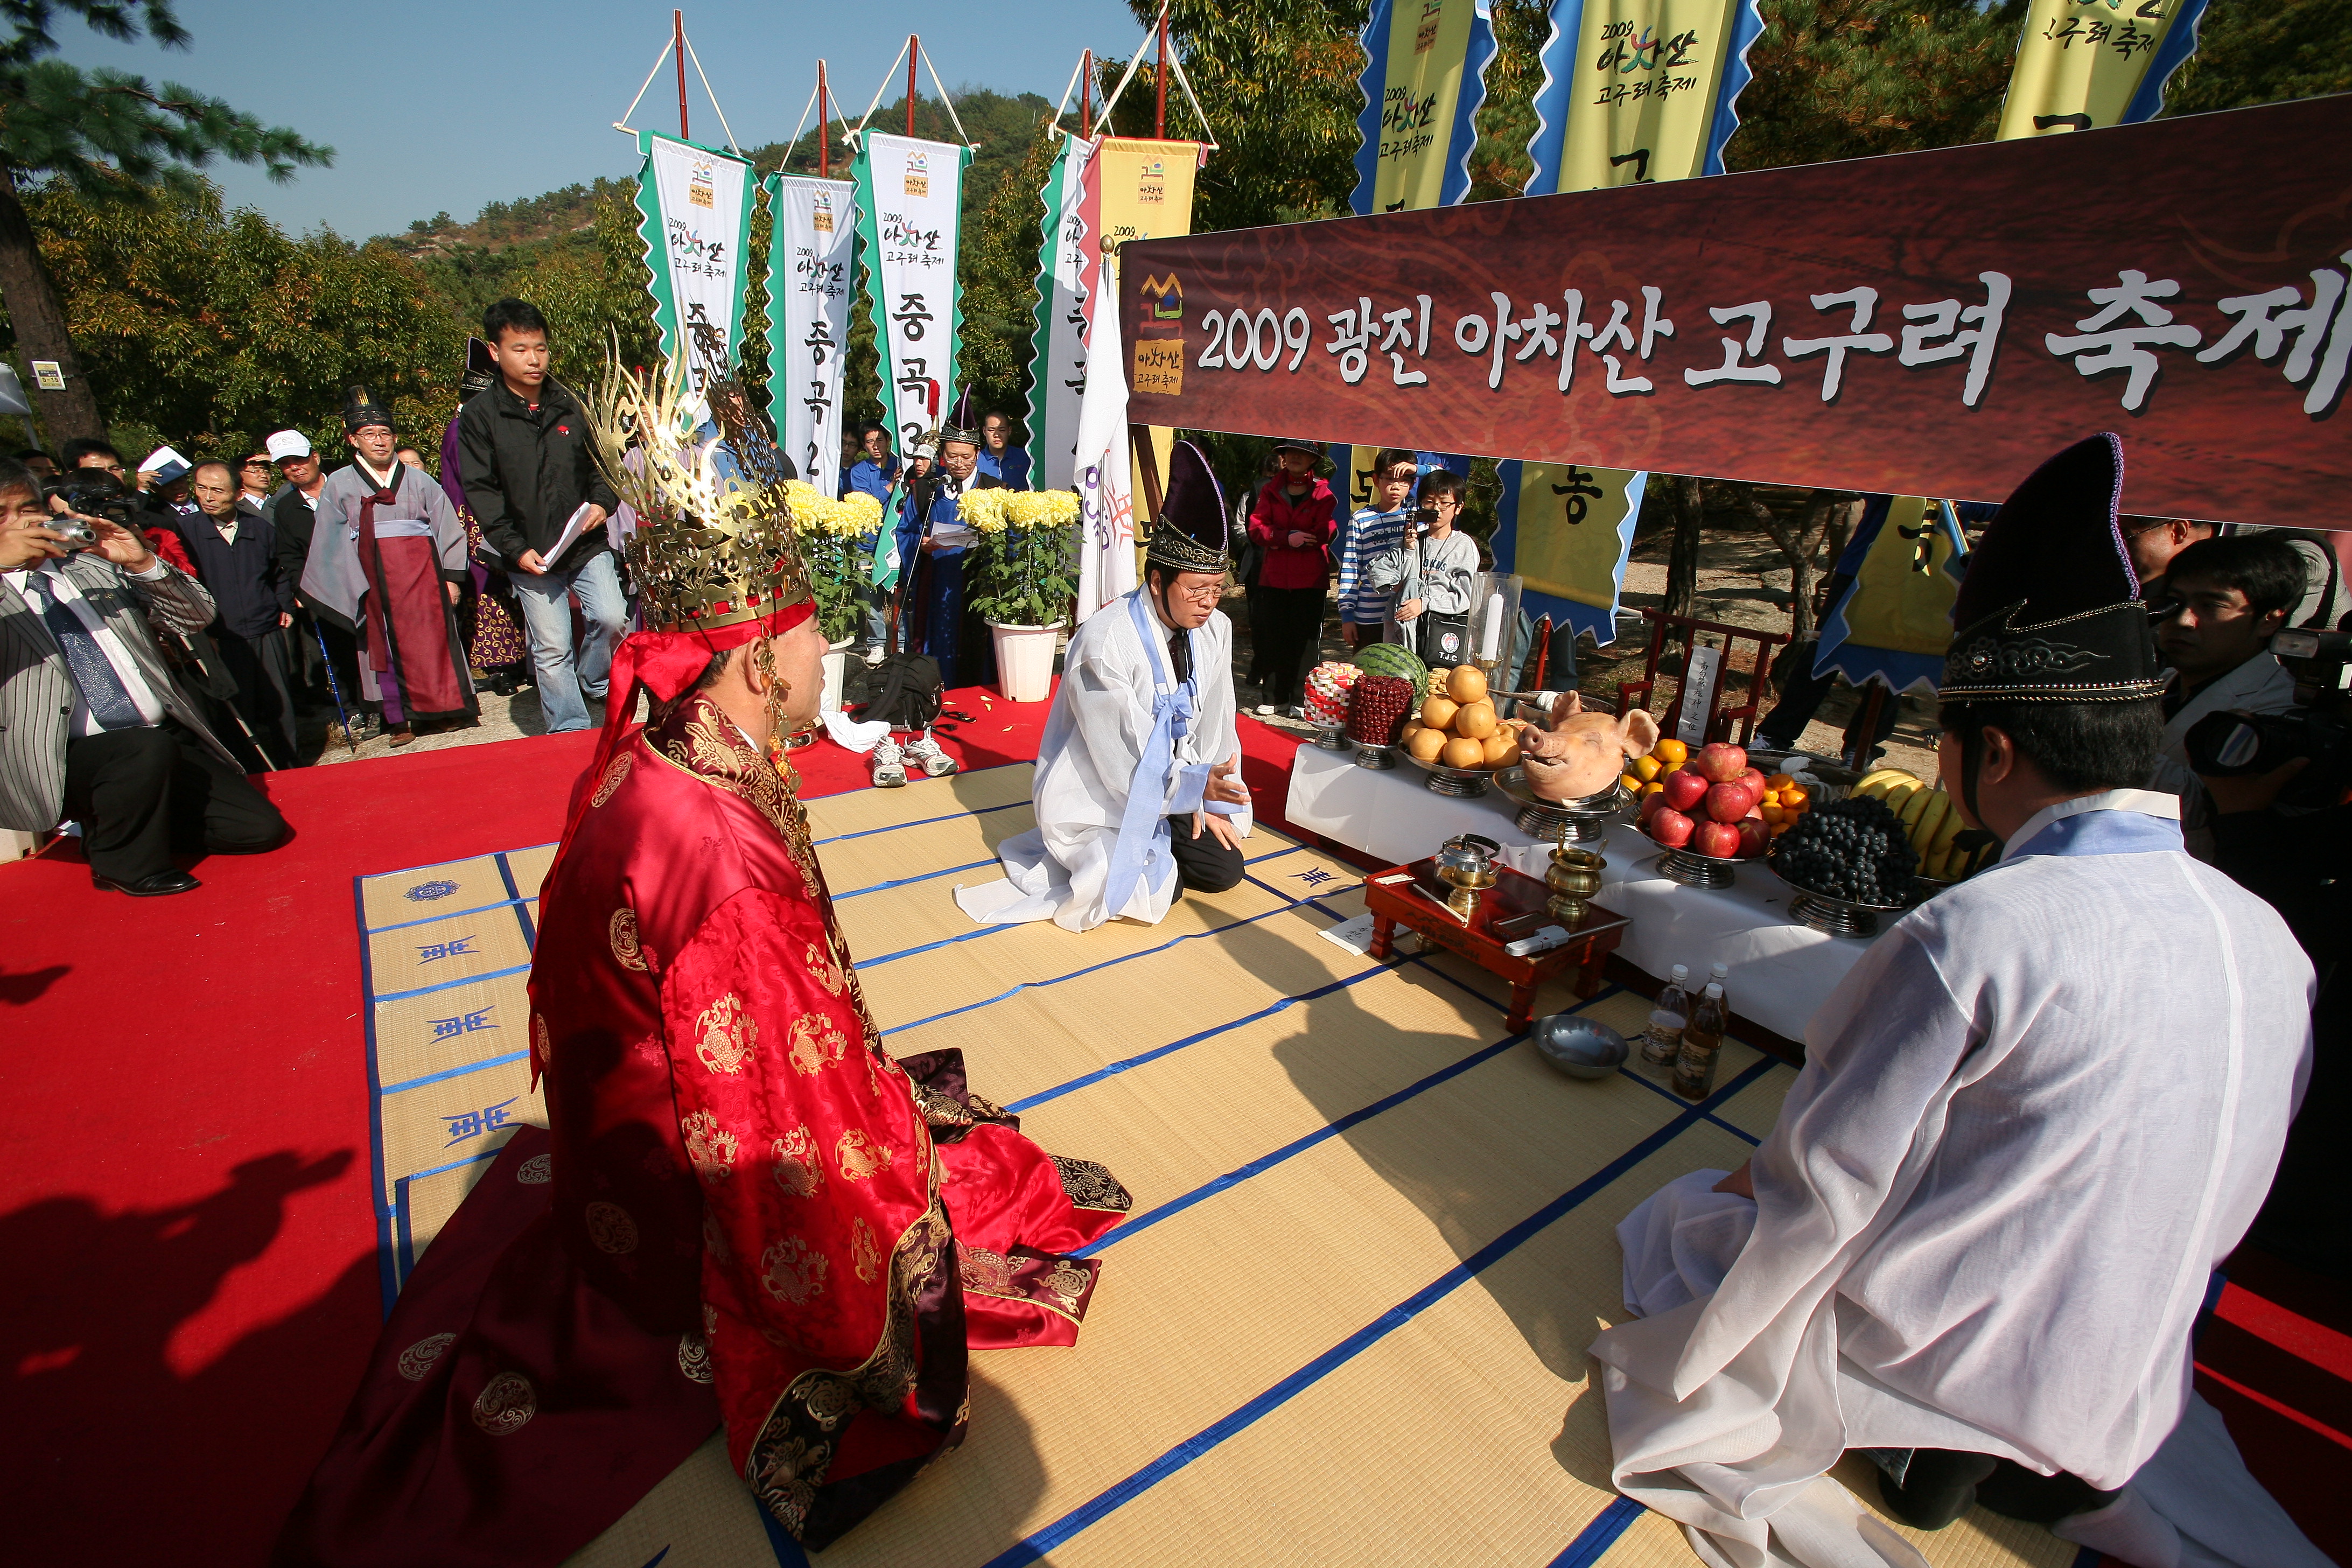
[1245,437,1338,715]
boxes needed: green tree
[0,1,331,442]
[2165,0,2352,112]
[956,118,1059,436]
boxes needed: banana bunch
[1851,769,1997,883]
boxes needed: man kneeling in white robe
[957,440,1250,932]
[1591,435,2326,1568]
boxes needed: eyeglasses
[1170,580,1224,605]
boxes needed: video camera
[2182,627,2352,809]
[40,470,141,551]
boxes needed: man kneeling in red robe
[277,357,1128,1564]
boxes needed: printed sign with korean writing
[1814,495,1971,692]
[1496,460,1646,639]
[1093,138,1201,293]
[1525,0,1766,194]
[1132,338,1186,398]
[852,132,972,451]
[766,175,859,496]
[1997,0,2211,138]
[1027,135,1097,491]
[632,131,757,386]
[1352,0,1496,215]
[1119,95,2352,525]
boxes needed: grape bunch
[1772,795,1919,905]
[1347,675,1415,745]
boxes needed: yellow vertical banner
[1095,138,1200,525]
[1354,0,1496,215]
[1814,498,1970,692]
[1996,0,2213,138]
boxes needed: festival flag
[1027,134,1097,492]
[852,131,974,450]
[1350,0,1498,216]
[1073,278,1138,621]
[1495,0,1764,641]
[1996,0,2211,138]
[1812,495,1971,692]
[1092,137,1201,522]
[764,175,858,496]
[632,132,759,384]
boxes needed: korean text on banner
[1351,0,1498,216]
[633,132,758,385]
[1028,135,1097,492]
[1814,495,1970,694]
[1494,460,1644,640]
[1095,137,1200,524]
[765,176,858,497]
[853,132,972,451]
[1075,279,1138,622]
[1997,0,2211,138]
[1524,0,1766,193]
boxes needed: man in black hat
[1590,435,2322,1568]
[956,440,1249,933]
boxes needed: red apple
[1649,807,1696,849]
[1735,818,1769,858]
[1637,789,1667,828]
[1661,768,1710,813]
[1693,820,1743,858]
[1736,767,1768,799]
[1705,781,1754,824]
[1694,742,1748,783]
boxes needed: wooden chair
[1616,608,1789,746]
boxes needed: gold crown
[582,346,813,634]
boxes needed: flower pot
[822,638,854,713]
[989,621,1065,703]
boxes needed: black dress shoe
[92,870,201,897]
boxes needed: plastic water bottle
[1674,981,1729,1100]
[1642,965,1691,1068]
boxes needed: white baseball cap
[265,429,313,462]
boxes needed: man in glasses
[957,441,1249,933]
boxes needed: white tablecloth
[1284,741,1879,1043]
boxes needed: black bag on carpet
[857,653,944,731]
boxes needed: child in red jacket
[1245,437,1338,715]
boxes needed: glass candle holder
[1468,571,1523,676]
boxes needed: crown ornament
[582,333,814,634]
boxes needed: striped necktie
[23,571,144,730]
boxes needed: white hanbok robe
[1593,791,2322,1568]
[956,589,1244,932]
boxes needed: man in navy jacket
[177,460,297,766]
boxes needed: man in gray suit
[0,458,286,894]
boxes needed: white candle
[1478,591,1504,660]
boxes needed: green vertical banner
[631,131,758,386]
[1027,133,1095,491]
[1350,0,1498,216]
[1996,0,2213,137]
[851,131,974,450]
[1496,0,1763,643]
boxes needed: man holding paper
[307,388,476,746]
[457,297,624,734]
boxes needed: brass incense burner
[1545,829,1606,926]
[1433,833,1501,922]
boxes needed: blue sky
[56,0,1150,238]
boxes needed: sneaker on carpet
[1255,703,1276,715]
[902,730,958,777]
[870,734,908,788]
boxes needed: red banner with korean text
[1117,95,2352,527]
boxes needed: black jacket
[457,379,618,573]
[271,483,325,604]
[174,506,293,640]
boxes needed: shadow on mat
[0,1149,379,1561]
[0,962,69,1003]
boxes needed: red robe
[277,694,1128,1563]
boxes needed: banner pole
[907,36,919,137]
[1081,49,1092,135]
[673,10,688,139]
[818,60,830,178]
[1154,5,1168,138]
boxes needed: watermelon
[1350,641,1428,705]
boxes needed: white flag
[765,176,857,496]
[635,132,756,386]
[1073,280,1137,622]
[1028,134,1095,492]
[852,132,971,452]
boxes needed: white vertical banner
[633,131,757,384]
[765,175,858,495]
[852,132,972,450]
[1028,134,1096,492]
[1073,279,1137,621]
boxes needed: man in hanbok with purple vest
[1590,433,2326,1568]
[276,356,1129,1565]
[303,387,476,745]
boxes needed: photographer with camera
[2148,534,2304,854]
[0,458,286,895]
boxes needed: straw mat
[352,762,2079,1568]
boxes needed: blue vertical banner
[1350,0,1499,216]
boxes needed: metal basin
[1530,1014,1629,1080]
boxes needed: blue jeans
[509,550,629,733]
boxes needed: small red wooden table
[1362,859,1630,1033]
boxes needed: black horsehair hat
[1146,440,1231,576]
[342,384,394,433]
[1939,432,2166,704]
[461,338,497,400]
[939,386,981,449]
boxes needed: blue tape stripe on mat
[355,873,398,1316]
[862,895,1293,974]
[369,962,534,1004]
[810,796,1028,846]
[365,895,526,935]
[1550,1494,1644,1567]
[831,857,1000,901]
[380,1048,530,1096]
[980,1054,1780,1568]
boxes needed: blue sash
[1101,589,1208,914]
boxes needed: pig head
[1515,694,1661,802]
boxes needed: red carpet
[2,697,2343,1564]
